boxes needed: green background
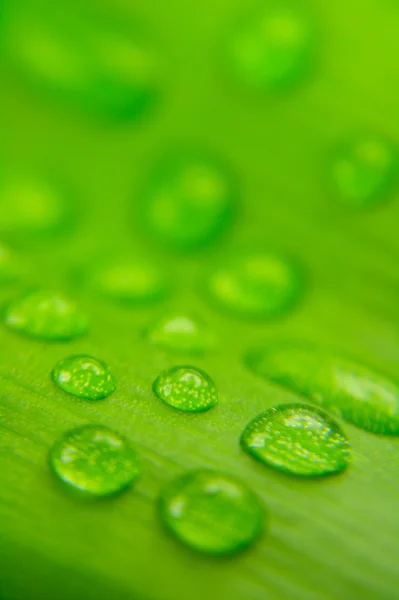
[1,0,399,599]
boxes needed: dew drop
[246,342,399,435]
[145,313,215,355]
[52,355,116,400]
[205,251,301,318]
[240,403,350,477]
[225,4,315,92]
[153,366,218,412]
[159,469,265,555]
[0,172,71,240]
[142,151,237,250]
[50,425,140,497]
[86,258,168,305]
[2,4,160,120]
[4,290,88,341]
[330,135,397,207]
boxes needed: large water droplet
[225,4,315,92]
[52,355,116,400]
[159,469,265,555]
[50,425,140,497]
[2,3,160,120]
[246,342,399,435]
[0,172,71,240]
[4,290,88,341]
[86,258,168,305]
[330,135,397,207]
[142,151,237,250]
[240,403,351,477]
[205,251,302,318]
[153,366,218,412]
[145,313,215,354]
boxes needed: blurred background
[1,0,399,599]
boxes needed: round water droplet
[246,342,399,435]
[50,425,140,497]
[0,173,71,240]
[330,135,397,207]
[2,4,160,120]
[142,151,237,250]
[145,314,215,354]
[159,469,265,555]
[153,366,218,412]
[52,355,116,400]
[225,4,315,92]
[86,258,168,305]
[240,403,351,477]
[205,251,301,318]
[4,290,88,341]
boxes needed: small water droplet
[225,4,315,92]
[4,290,88,341]
[246,342,399,435]
[50,425,140,497]
[86,258,168,305]
[153,366,218,412]
[330,135,396,207]
[3,4,160,120]
[159,469,265,555]
[52,355,116,400]
[205,251,302,318]
[240,403,351,477]
[0,172,71,240]
[145,313,216,354]
[142,151,237,250]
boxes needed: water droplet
[159,469,265,555]
[246,342,399,435]
[241,403,350,477]
[2,4,160,120]
[330,135,397,207]
[86,258,168,305]
[0,172,71,240]
[145,314,215,354]
[4,290,88,341]
[52,355,116,400]
[153,366,218,412]
[50,425,140,497]
[225,4,315,92]
[143,151,237,250]
[205,251,302,318]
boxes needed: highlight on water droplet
[330,135,397,207]
[145,313,216,355]
[0,171,72,240]
[142,150,237,250]
[205,250,302,318]
[159,469,265,555]
[50,425,140,497]
[4,289,88,341]
[240,403,351,477]
[153,366,218,412]
[245,342,399,435]
[225,3,316,92]
[2,3,160,120]
[52,355,116,400]
[86,257,169,305]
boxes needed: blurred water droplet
[205,251,302,318]
[145,313,216,354]
[159,469,265,554]
[52,355,116,400]
[50,425,140,497]
[241,403,351,476]
[246,342,399,435]
[4,289,88,341]
[153,365,218,412]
